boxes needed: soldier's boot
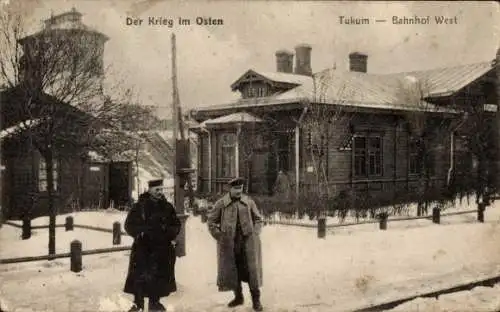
[148,302,166,312]
[227,286,244,307]
[250,288,263,311]
[127,304,143,312]
[128,294,144,312]
[149,296,166,312]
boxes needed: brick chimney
[294,44,312,76]
[275,50,294,73]
[349,52,368,73]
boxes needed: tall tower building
[17,8,109,97]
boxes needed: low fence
[0,216,129,271]
[196,202,488,240]
[1,203,490,271]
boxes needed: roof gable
[230,69,312,91]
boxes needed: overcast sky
[7,0,500,118]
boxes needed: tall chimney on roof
[294,44,312,76]
[275,50,294,73]
[349,52,368,73]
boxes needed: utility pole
[171,33,192,257]
[495,46,500,198]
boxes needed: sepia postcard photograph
[0,0,499,311]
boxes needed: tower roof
[18,8,108,44]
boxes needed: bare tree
[494,48,500,197]
[104,102,164,201]
[451,84,496,206]
[0,5,131,256]
[395,76,445,215]
[301,70,356,220]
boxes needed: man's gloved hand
[254,223,262,235]
[135,225,153,240]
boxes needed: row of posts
[22,202,491,272]
[64,216,122,245]
[68,216,123,272]
[21,216,123,244]
[18,216,124,272]
[316,204,487,238]
[194,203,487,239]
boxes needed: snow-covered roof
[196,112,264,128]
[256,71,313,86]
[19,8,108,43]
[0,119,43,141]
[197,60,494,116]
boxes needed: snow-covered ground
[1,202,500,312]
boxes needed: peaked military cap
[148,179,163,188]
[228,177,245,187]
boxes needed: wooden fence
[261,206,486,238]
[0,203,490,269]
[0,216,128,270]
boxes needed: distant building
[0,9,130,220]
[18,7,108,90]
[189,44,498,203]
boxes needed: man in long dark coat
[123,179,181,312]
[207,177,264,311]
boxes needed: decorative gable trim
[230,69,305,92]
[230,69,269,91]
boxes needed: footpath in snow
[1,202,500,311]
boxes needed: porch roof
[192,112,265,129]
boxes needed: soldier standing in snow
[273,170,292,201]
[207,177,264,311]
[123,179,181,312]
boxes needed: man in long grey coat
[208,177,264,311]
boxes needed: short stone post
[0,207,4,229]
[483,193,491,206]
[65,216,74,231]
[192,202,200,216]
[70,240,82,273]
[478,203,486,223]
[22,218,31,240]
[317,216,326,238]
[379,213,388,230]
[175,213,190,258]
[113,222,121,245]
[432,207,441,224]
[201,208,209,223]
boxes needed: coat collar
[221,193,249,207]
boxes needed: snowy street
[1,202,500,312]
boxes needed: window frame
[218,132,237,178]
[407,137,437,177]
[38,157,59,192]
[256,86,266,97]
[247,88,254,98]
[408,139,421,175]
[352,133,383,178]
